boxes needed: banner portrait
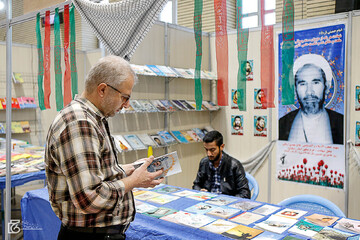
[277,24,346,189]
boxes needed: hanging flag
[63,5,72,106]
[43,10,51,109]
[236,0,248,111]
[54,8,63,111]
[70,5,78,98]
[194,0,203,110]
[214,0,229,106]
[281,0,295,105]
[36,13,45,110]
[260,0,275,108]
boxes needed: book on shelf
[158,131,177,145]
[334,218,360,234]
[255,215,297,234]
[170,100,188,111]
[156,65,178,77]
[229,201,262,211]
[171,131,189,143]
[180,130,195,143]
[0,123,5,134]
[146,65,166,76]
[179,100,195,110]
[11,122,24,133]
[12,72,24,84]
[137,133,157,147]
[130,100,146,112]
[192,128,206,140]
[222,224,264,239]
[11,98,21,109]
[112,135,132,152]
[185,202,218,214]
[142,207,177,219]
[202,70,217,80]
[169,67,183,78]
[229,212,265,226]
[274,208,307,220]
[206,206,241,219]
[186,130,202,142]
[174,68,193,79]
[130,64,157,76]
[159,100,176,112]
[200,219,239,234]
[152,185,182,194]
[147,194,180,204]
[304,213,339,227]
[187,100,205,110]
[251,204,280,216]
[121,104,136,113]
[137,100,158,112]
[20,121,31,133]
[149,133,167,147]
[150,100,167,111]
[124,134,147,150]
[288,219,323,238]
[312,227,353,240]
[0,98,6,109]
[202,100,219,111]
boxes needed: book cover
[135,201,158,213]
[192,128,206,140]
[274,208,307,220]
[147,151,182,179]
[281,236,304,240]
[20,121,31,133]
[355,85,360,111]
[121,104,136,113]
[168,67,183,78]
[254,115,267,137]
[206,196,238,206]
[179,100,195,110]
[171,131,189,143]
[137,100,158,112]
[159,100,176,112]
[185,202,218,214]
[313,227,353,240]
[170,100,188,111]
[186,192,217,201]
[130,64,157,76]
[156,65,178,77]
[130,100,146,112]
[254,88,266,109]
[172,190,195,197]
[334,218,360,234]
[202,100,219,111]
[149,133,167,147]
[152,185,182,194]
[177,212,216,228]
[147,194,180,204]
[11,122,24,133]
[200,219,239,234]
[113,135,132,152]
[0,123,5,134]
[0,98,6,109]
[229,201,262,211]
[146,65,166,76]
[187,100,204,110]
[252,231,285,240]
[206,206,241,219]
[124,134,147,150]
[142,207,177,218]
[134,191,161,201]
[150,100,167,112]
[11,98,20,109]
[207,101,220,110]
[252,204,280,216]
[229,212,265,225]
[304,213,339,227]
[231,115,244,135]
[255,215,297,234]
[222,224,264,239]
[288,219,323,237]
[23,97,37,108]
[159,211,185,224]
[180,130,195,142]
[158,131,177,145]
[174,68,193,79]
[187,130,202,142]
[137,133,157,147]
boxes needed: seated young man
[193,130,251,198]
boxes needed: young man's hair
[203,130,223,147]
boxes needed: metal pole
[345,12,352,217]
[267,108,272,203]
[5,0,13,238]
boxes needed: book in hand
[304,213,339,227]
[200,219,239,234]
[288,219,323,238]
[133,151,182,179]
[222,224,264,240]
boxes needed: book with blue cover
[171,131,189,143]
[146,65,166,76]
[185,202,218,214]
[158,131,177,145]
[192,128,206,140]
[124,134,147,150]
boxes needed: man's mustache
[303,95,320,101]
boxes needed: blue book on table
[146,65,166,76]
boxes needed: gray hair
[85,55,138,92]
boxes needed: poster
[254,88,266,109]
[231,89,238,109]
[254,115,267,137]
[231,115,244,135]
[277,24,345,188]
[356,86,360,111]
[356,121,360,147]
[245,60,254,81]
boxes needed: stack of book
[0,121,31,134]
[0,97,37,109]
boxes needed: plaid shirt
[45,96,135,227]
[209,156,223,194]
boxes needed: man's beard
[209,151,221,162]
[298,92,325,115]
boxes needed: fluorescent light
[0,2,4,10]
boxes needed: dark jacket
[192,152,251,198]
[278,108,344,145]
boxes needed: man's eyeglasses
[106,84,131,103]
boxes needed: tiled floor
[1,180,45,240]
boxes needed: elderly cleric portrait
[278,54,344,145]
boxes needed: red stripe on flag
[63,5,72,106]
[43,11,51,109]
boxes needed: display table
[21,185,355,240]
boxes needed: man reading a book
[45,55,164,240]
[193,130,250,198]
